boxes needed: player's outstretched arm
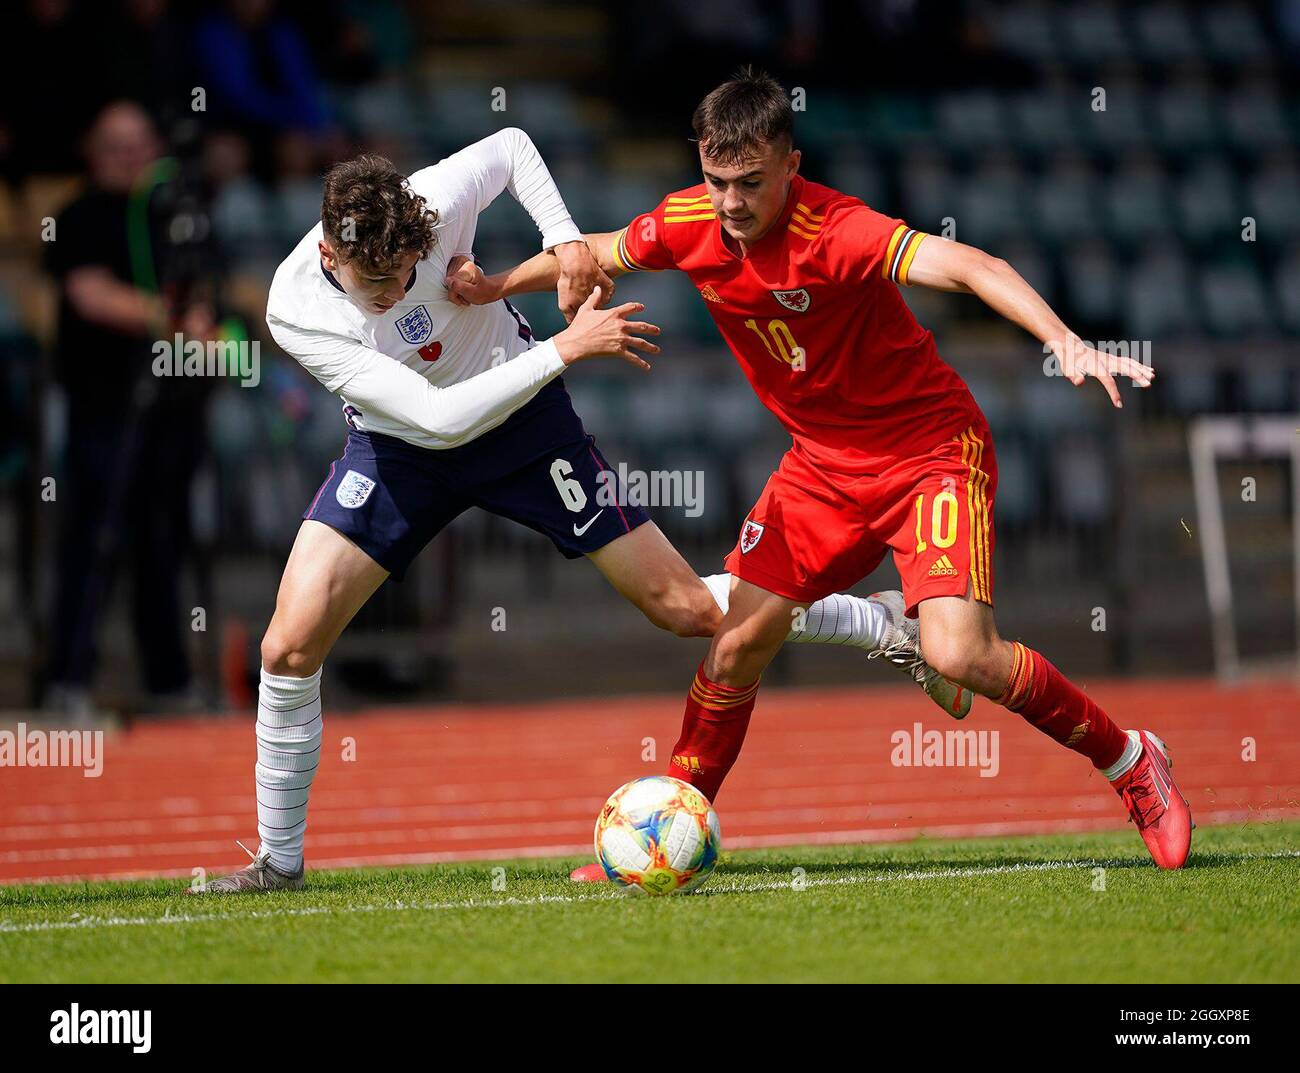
[906,236,1154,408]
[268,287,657,443]
[445,232,627,318]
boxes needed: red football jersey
[613,174,984,474]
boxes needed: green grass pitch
[2,822,1296,983]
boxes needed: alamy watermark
[1042,338,1153,378]
[0,723,103,778]
[152,333,260,388]
[597,464,704,518]
[890,722,1000,778]
[50,1004,150,1053]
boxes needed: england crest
[336,469,376,509]
[771,288,811,313]
[395,304,433,344]
[740,519,765,554]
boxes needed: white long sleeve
[268,312,567,447]
[412,127,582,252]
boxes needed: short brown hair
[320,154,437,271]
[691,67,793,166]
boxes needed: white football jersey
[266,128,582,450]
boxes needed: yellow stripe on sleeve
[882,223,908,279]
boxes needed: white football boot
[866,591,972,719]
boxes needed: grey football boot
[866,590,972,720]
[188,843,304,894]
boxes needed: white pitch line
[1,850,1295,936]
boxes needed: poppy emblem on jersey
[395,304,433,344]
[771,288,811,313]
[740,519,765,554]
[335,469,377,509]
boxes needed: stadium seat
[1063,239,1121,324]
[1274,248,1300,333]
[1079,74,1151,152]
[1134,3,1200,63]
[1223,81,1292,151]
[1010,88,1079,152]
[936,92,1009,150]
[1176,158,1241,245]
[1200,3,1270,62]
[899,148,957,235]
[1198,260,1273,337]
[1248,158,1300,242]
[1034,154,1100,244]
[1154,77,1223,152]
[1126,246,1198,338]
[1106,156,1175,242]
[1051,433,1112,525]
[987,1,1058,60]
[1061,2,1130,63]
[956,153,1030,244]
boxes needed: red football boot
[569,862,609,883]
[1110,730,1193,869]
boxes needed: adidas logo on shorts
[928,554,958,577]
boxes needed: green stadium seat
[1248,158,1300,243]
[936,92,1009,150]
[1034,154,1100,244]
[1134,3,1200,63]
[1153,78,1224,152]
[987,1,1059,61]
[956,153,1030,244]
[1062,2,1131,63]
[1274,249,1300,333]
[1198,260,1273,337]
[1224,81,1292,151]
[899,148,957,235]
[1063,239,1121,324]
[1201,3,1270,63]
[1176,158,1241,245]
[1010,88,1080,152]
[1126,246,1198,338]
[1106,157,1176,242]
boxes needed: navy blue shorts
[303,379,649,579]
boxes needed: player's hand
[1051,335,1154,409]
[553,286,659,371]
[555,240,613,323]
[444,255,502,306]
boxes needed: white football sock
[255,666,322,873]
[698,574,890,650]
[1101,729,1143,782]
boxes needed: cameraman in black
[44,100,214,716]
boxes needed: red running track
[1,678,1297,884]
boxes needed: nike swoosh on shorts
[573,510,604,536]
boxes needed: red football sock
[665,663,760,803]
[995,641,1127,769]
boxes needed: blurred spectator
[43,101,211,716]
[196,0,333,175]
[0,0,101,179]
[97,0,199,126]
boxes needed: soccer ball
[594,776,722,895]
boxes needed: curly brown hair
[320,154,438,271]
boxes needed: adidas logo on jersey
[928,554,958,577]
[699,285,723,303]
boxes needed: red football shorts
[724,423,997,616]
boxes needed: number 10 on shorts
[914,489,959,554]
